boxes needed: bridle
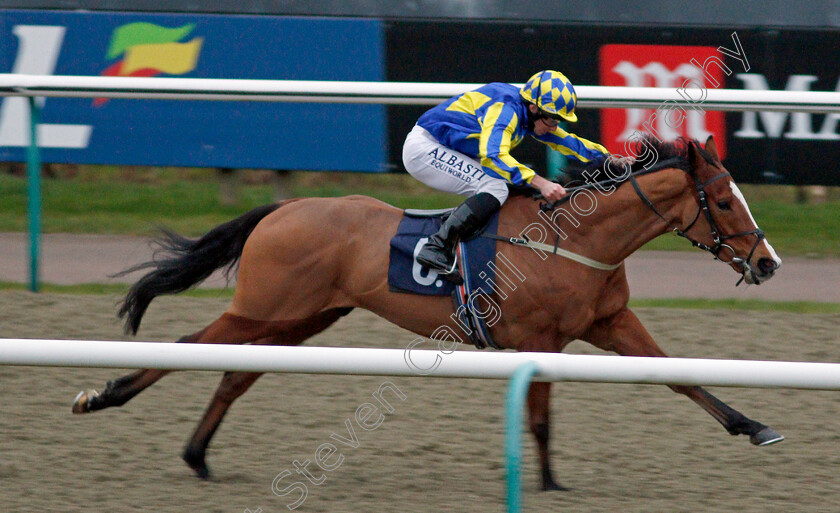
[536,154,767,281]
[628,165,766,282]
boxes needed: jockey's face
[528,104,559,136]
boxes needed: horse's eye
[716,200,731,210]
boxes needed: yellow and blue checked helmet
[520,70,578,122]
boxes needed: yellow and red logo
[96,22,203,106]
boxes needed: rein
[525,155,766,278]
[481,232,622,271]
[483,159,685,272]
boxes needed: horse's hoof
[540,469,570,492]
[542,481,571,492]
[182,450,211,479]
[71,389,99,414]
[194,464,210,480]
[751,426,785,446]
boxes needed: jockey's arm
[477,104,536,185]
[476,106,568,202]
[536,127,610,164]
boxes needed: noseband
[629,168,766,276]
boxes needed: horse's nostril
[757,258,778,275]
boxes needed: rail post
[26,96,42,292]
[505,360,540,513]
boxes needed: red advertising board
[599,44,727,158]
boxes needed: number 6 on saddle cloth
[387,208,506,349]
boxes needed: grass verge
[2,282,838,314]
[0,281,234,298]
[2,169,839,256]
[628,297,840,314]
[0,170,463,236]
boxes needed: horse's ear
[687,139,705,175]
[704,135,722,163]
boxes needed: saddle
[388,208,503,349]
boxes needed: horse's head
[679,136,782,285]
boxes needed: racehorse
[72,136,784,490]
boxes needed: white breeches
[402,125,510,204]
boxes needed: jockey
[402,70,613,283]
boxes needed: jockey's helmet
[519,70,578,122]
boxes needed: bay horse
[73,136,783,490]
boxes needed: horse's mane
[580,134,718,181]
[631,134,718,172]
[509,134,715,200]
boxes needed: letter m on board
[598,44,727,159]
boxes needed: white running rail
[2,74,840,112]
[2,339,839,390]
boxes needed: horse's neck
[577,168,693,262]
[509,168,692,265]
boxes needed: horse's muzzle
[742,257,781,285]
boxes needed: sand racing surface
[1,291,839,513]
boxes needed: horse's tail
[117,202,285,335]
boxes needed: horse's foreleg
[582,307,783,446]
[72,329,207,413]
[527,381,569,491]
[672,385,783,445]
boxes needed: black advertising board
[386,22,840,185]
[3,4,839,184]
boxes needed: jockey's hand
[606,154,635,171]
[531,174,567,203]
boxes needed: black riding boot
[416,192,501,284]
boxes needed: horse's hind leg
[181,370,263,478]
[583,307,784,446]
[182,308,352,479]
[71,310,303,414]
[72,329,207,414]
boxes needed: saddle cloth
[388,210,502,349]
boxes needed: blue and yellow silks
[417,82,608,185]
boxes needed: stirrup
[436,257,463,285]
[417,253,463,285]
[438,254,458,275]
[437,269,463,285]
